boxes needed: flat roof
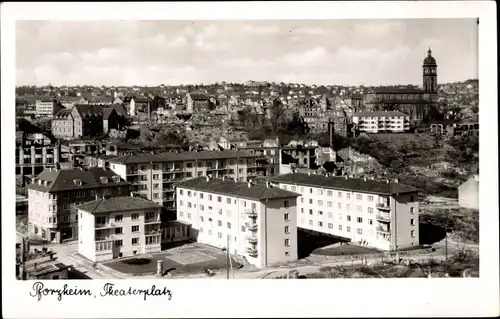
[108,150,261,165]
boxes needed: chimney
[222,176,227,181]
[95,194,99,200]
[308,171,311,176]
[363,177,367,182]
[325,173,329,177]
[386,179,390,184]
[265,181,271,188]
[130,192,134,197]
[247,180,253,188]
[345,175,348,180]
[206,175,210,182]
[394,178,399,183]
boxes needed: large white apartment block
[270,173,420,251]
[77,196,162,262]
[352,111,410,133]
[108,150,265,210]
[36,99,62,118]
[176,176,301,268]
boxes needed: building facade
[458,175,479,210]
[176,177,300,268]
[16,132,60,185]
[35,99,62,118]
[352,111,411,133]
[108,150,266,211]
[77,196,162,262]
[27,167,130,243]
[51,109,75,139]
[270,173,420,251]
[72,105,104,138]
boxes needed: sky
[16,19,478,87]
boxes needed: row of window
[179,196,260,210]
[130,160,255,172]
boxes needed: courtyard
[103,243,243,276]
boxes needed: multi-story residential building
[72,104,104,138]
[77,196,162,262]
[68,140,104,167]
[51,109,75,139]
[16,132,60,185]
[108,150,265,212]
[186,92,214,113]
[269,172,420,251]
[27,167,130,243]
[35,98,63,118]
[176,176,300,268]
[352,111,410,134]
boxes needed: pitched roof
[27,167,129,193]
[269,173,420,196]
[108,150,261,165]
[113,104,127,116]
[102,108,116,120]
[177,177,300,201]
[77,196,161,214]
[54,108,73,118]
[74,104,104,118]
[371,87,424,94]
[352,111,409,117]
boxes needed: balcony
[376,226,391,234]
[247,236,258,244]
[376,203,391,211]
[246,248,258,258]
[246,209,257,218]
[127,170,140,175]
[145,228,162,235]
[95,222,117,229]
[247,223,258,232]
[145,217,161,224]
[95,235,116,242]
[376,213,391,222]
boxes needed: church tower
[423,48,438,103]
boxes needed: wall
[263,197,298,266]
[391,193,419,250]
[458,178,479,210]
[78,209,96,262]
[28,188,59,242]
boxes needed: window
[153,174,159,180]
[284,200,289,208]
[115,227,123,234]
[319,189,324,196]
[284,213,289,221]
[337,203,342,209]
[309,199,313,204]
[132,213,139,220]
[327,201,332,207]
[187,191,192,197]
[179,211,184,217]
[200,193,204,199]
[284,226,290,234]
[300,198,304,204]
[300,187,304,193]
[188,213,191,220]
[217,220,222,226]
[367,195,374,202]
[410,195,415,202]
[338,191,342,198]
[356,205,362,212]
[357,228,362,235]
[208,229,213,236]
[187,202,192,208]
[411,230,416,237]
[410,207,414,214]
[347,226,351,232]
[368,207,374,214]
[132,225,139,232]
[132,238,139,245]
[411,219,415,226]
[291,186,296,192]
[318,200,323,206]
[327,190,332,196]
[180,190,183,195]
[318,211,323,215]
[208,195,212,201]
[227,222,231,229]
[153,183,159,190]
[179,200,184,206]
[368,219,373,225]
[357,217,363,223]
[300,208,304,214]
[241,226,245,232]
[347,215,351,221]
[200,205,204,211]
[153,193,159,199]
[309,209,313,215]
[356,194,362,200]
[318,221,323,227]
[200,216,204,222]
[346,193,351,199]
[338,225,342,231]
[114,240,123,247]
[285,239,290,247]
[217,232,222,239]
[309,188,313,194]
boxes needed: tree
[267,99,287,134]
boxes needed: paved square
[167,252,216,265]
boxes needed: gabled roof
[269,173,420,196]
[77,196,161,214]
[102,108,116,120]
[27,167,129,193]
[113,104,127,116]
[74,104,104,118]
[54,108,73,118]
[177,177,300,201]
[108,150,261,165]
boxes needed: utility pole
[445,210,448,262]
[226,236,230,279]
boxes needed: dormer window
[73,179,82,186]
[112,176,120,183]
[37,180,42,186]
[100,177,108,184]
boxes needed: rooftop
[77,196,161,214]
[108,150,261,165]
[371,87,424,94]
[177,177,301,201]
[27,167,129,193]
[353,111,409,118]
[269,173,420,196]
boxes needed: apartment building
[27,167,130,243]
[108,150,265,211]
[352,111,410,133]
[52,109,75,139]
[16,132,60,185]
[77,196,162,262]
[176,177,300,268]
[35,99,63,118]
[270,172,420,251]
